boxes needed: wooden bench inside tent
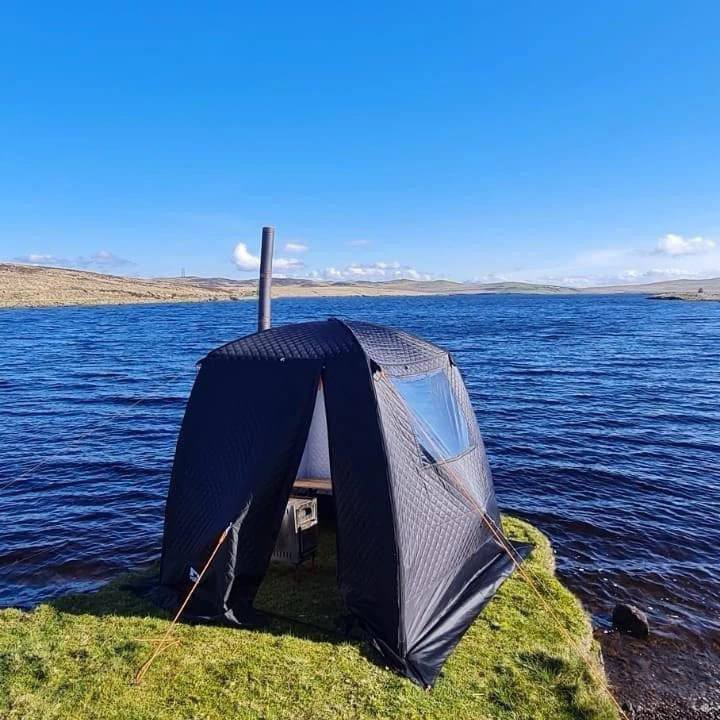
[292,477,333,495]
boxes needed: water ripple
[0,294,718,652]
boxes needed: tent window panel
[392,370,471,463]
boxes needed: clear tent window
[391,369,471,463]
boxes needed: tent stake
[133,525,231,685]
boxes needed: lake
[1,294,718,671]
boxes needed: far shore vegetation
[2,262,718,309]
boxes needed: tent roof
[204,319,447,366]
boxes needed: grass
[0,517,618,720]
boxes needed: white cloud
[80,250,135,268]
[469,273,510,283]
[283,242,308,254]
[519,234,720,288]
[655,233,716,256]
[13,251,135,270]
[615,267,711,283]
[232,243,261,271]
[31,231,696,285]
[589,268,691,285]
[274,257,304,270]
[19,253,56,264]
[318,261,432,281]
[531,267,718,288]
[232,242,304,272]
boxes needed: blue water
[1,294,719,652]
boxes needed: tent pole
[258,226,274,331]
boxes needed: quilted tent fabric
[158,318,527,687]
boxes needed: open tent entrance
[293,381,333,498]
[254,379,346,632]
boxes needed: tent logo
[188,567,200,583]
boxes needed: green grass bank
[0,517,617,720]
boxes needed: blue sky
[1,2,719,286]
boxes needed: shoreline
[3,262,719,310]
[2,291,574,312]
[649,293,720,302]
[601,631,720,719]
[0,266,575,310]
[6,290,718,311]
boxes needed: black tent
[158,318,528,687]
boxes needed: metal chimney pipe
[257,226,274,331]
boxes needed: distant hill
[580,277,720,294]
[0,264,255,308]
[170,276,579,296]
[1,262,718,308]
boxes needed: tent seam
[330,318,407,659]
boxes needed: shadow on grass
[49,528,386,666]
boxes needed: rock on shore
[612,603,650,639]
